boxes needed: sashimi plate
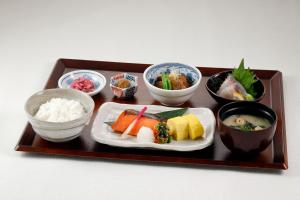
[91,102,216,151]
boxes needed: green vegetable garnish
[155,122,172,144]
[162,73,172,90]
[246,94,254,101]
[156,108,188,120]
[232,59,257,97]
[231,121,257,131]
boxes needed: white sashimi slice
[217,75,247,100]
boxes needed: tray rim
[15,58,288,170]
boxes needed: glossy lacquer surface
[15,58,288,170]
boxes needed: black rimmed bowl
[217,101,277,154]
[206,70,265,105]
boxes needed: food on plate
[167,117,189,140]
[129,117,160,136]
[116,79,131,89]
[137,127,155,143]
[167,114,204,140]
[182,114,205,139]
[217,59,258,101]
[35,98,85,122]
[107,107,205,144]
[154,108,188,120]
[120,106,148,139]
[154,122,172,144]
[154,69,192,90]
[70,77,95,92]
[111,109,159,136]
[223,114,271,131]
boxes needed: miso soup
[223,114,271,131]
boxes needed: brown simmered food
[154,73,191,90]
[117,79,131,88]
[154,77,163,89]
[169,75,189,90]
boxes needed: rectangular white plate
[91,102,216,151]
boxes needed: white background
[0,0,299,199]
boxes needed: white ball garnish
[35,98,85,122]
[137,126,155,143]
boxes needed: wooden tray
[15,58,288,170]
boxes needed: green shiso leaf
[232,59,257,97]
[156,108,188,120]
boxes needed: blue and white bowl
[143,62,202,106]
[110,73,138,98]
[58,70,106,96]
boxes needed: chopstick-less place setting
[16,58,288,170]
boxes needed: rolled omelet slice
[167,116,189,141]
[182,114,204,140]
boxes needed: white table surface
[0,0,299,199]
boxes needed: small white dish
[91,102,215,151]
[58,70,106,96]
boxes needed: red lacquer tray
[15,58,288,170]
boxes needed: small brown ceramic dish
[206,70,265,105]
[217,101,277,154]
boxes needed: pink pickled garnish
[70,77,95,92]
[121,106,148,139]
